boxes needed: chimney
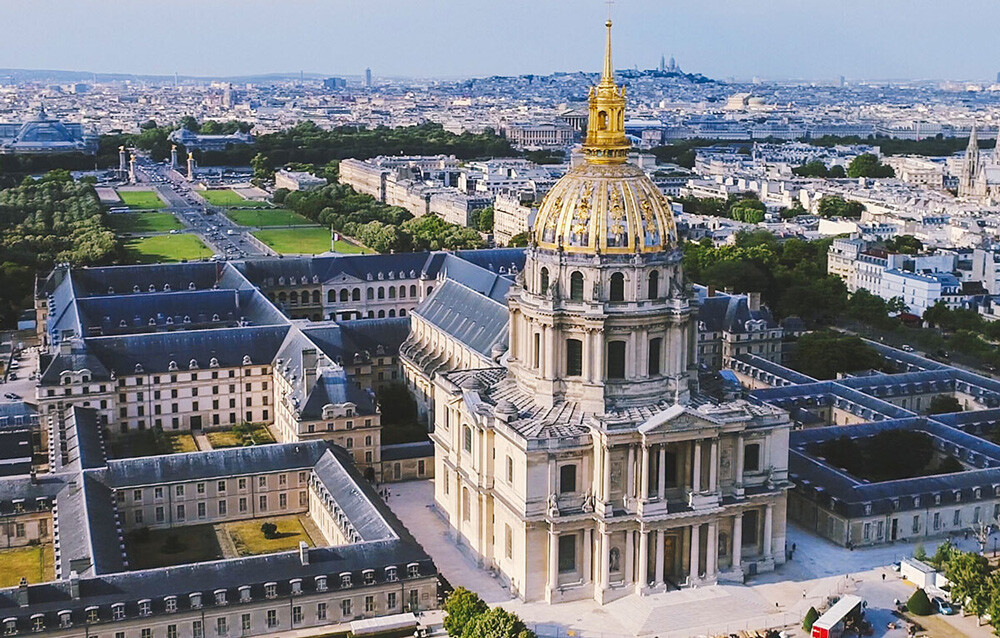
[748,292,761,312]
[707,286,716,297]
[302,349,318,393]
[69,570,80,599]
[15,577,28,607]
[299,541,310,566]
[59,339,73,355]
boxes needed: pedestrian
[882,572,886,581]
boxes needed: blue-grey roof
[381,441,433,462]
[414,278,509,359]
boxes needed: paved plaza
[388,480,995,638]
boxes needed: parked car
[901,344,914,352]
[932,597,954,615]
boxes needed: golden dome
[532,163,677,254]
[530,20,678,255]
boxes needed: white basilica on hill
[402,22,792,604]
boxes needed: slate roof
[413,279,508,359]
[381,441,434,462]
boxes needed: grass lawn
[225,208,313,227]
[118,190,166,209]
[200,189,273,207]
[126,525,223,569]
[107,212,183,233]
[253,228,372,254]
[108,430,199,458]
[225,516,314,556]
[206,425,275,449]
[332,239,371,254]
[0,545,54,587]
[124,234,213,264]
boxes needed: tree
[802,607,820,632]
[847,153,895,178]
[828,164,846,178]
[443,588,489,638]
[260,522,278,539]
[927,394,962,415]
[906,588,933,616]
[250,153,274,181]
[945,552,991,621]
[461,607,535,638]
[792,161,829,178]
[884,234,922,255]
[790,330,884,380]
[914,543,927,561]
[507,232,529,247]
[817,195,865,218]
[929,539,957,569]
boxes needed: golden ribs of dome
[530,21,678,255]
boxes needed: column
[735,434,745,487]
[548,528,559,594]
[706,522,718,578]
[732,512,743,571]
[548,458,556,497]
[602,445,611,505]
[592,443,603,499]
[542,326,551,379]
[763,504,774,558]
[639,445,650,502]
[637,530,649,590]
[709,439,719,493]
[600,532,611,591]
[689,524,701,582]
[654,530,665,586]
[583,528,593,584]
[691,440,702,493]
[625,531,635,584]
[657,445,667,500]
[626,445,636,502]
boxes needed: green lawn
[126,525,223,569]
[107,212,183,233]
[108,431,199,458]
[225,516,314,556]
[0,545,54,587]
[225,208,313,227]
[206,425,275,449]
[124,235,213,264]
[118,190,166,209]
[200,189,272,207]
[253,228,372,254]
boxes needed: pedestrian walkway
[193,433,212,451]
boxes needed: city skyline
[3,0,1000,83]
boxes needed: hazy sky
[3,0,999,81]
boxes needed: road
[128,155,274,259]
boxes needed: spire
[969,125,979,150]
[602,20,615,84]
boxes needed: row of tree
[0,170,121,327]
[918,541,1000,627]
[793,154,895,180]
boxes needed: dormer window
[112,603,125,621]
[189,359,198,370]
[164,596,177,613]
[138,600,151,617]
[209,357,219,368]
[58,611,71,628]
[340,573,352,588]
[86,607,99,623]
[315,575,327,592]
[290,579,302,595]
[363,570,375,585]
[407,563,420,578]
[264,583,277,599]
[168,360,178,371]
[189,593,202,609]
[5,618,17,635]
[385,567,398,582]
[238,586,251,603]
[243,355,252,365]
[134,364,143,373]
[31,615,43,632]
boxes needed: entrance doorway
[190,415,202,430]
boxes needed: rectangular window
[463,426,473,453]
[241,614,250,635]
[558,534,576,573]
[566,339,583,377]
[279,493,287,509]
[216,617,227,636]
[292,606,302,625]
[559,464,577,494]
[954,510,961,526]
[176,504,185,520]
[744,444,761,472]
[388,592,397,610]
[648,338,662,376]
[193,620,204,638]
[505,524,513,559]
[933,512,940,530]
[912,515,920,534]
[168,624,177,638]
[317,602,327,620]
[742,509,759,546]
[259,495,267,511]
[607,341,626,378]
[341,600,352,617]
[266,610,277,628]
[198,502,206,518]
[239,498,247,513]
[365,596,375,613]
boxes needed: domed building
[408,22,792,604]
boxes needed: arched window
[410,285,417,297]
[289,291,299,304]
[566,339,583,377]
[648,338,662,376]
[648,271,659,299]
[388,309,396,317]
[327,290,336,303]
[352,288,361,301]
[610,272,625,302]
[366,288,374,300]
[278,292,287,304]
[400,309,407,317]
[378,287,385,299]
[378,310,385,318]
[570,272,584,301]
[608,341,626,379]
[540,267,549,294]
[399,285,406,298]
[339,289,349,302]
[367,311,375,318]
[312,290,320,304]
[388,287,396,299]
[598,110,608,131]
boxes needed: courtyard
[124,514,319,570]
[252,228,371,255]
[107,429,199,459]
[0,544,54,587]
